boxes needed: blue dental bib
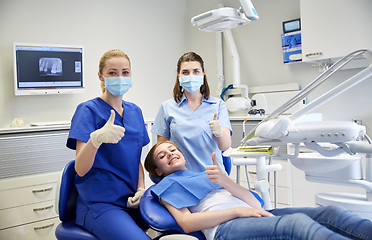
[151,170,222,209]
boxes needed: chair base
[151,231,205,240]
[55,221,98,240]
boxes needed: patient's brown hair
[144,141,182,177]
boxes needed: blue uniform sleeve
[152,103,170,138]
[66,103,102,150]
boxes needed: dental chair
[55,160,98,240]
[140,156,233,240]
[234,49,372,220]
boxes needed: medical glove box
[281,30,302,63]
[283,45,302,63]
[281,30,301,47]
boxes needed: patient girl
[144,141,372,240]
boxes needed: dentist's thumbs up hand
[205,152,227,186]
[209,112,223,137]
[90,110,126,149]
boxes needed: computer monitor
[282,18,301,33]
[13,42,85,95]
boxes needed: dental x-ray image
[39,57,63,76]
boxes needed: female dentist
[152,52,232,173]
[66,49,151,240]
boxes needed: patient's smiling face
[154,142,187,177]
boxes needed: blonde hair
[98,49,130,93]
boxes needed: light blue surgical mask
[104,76,132,96]
[179,75,204,93]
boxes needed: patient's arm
[162,199,272,233]
[205,153,262,209]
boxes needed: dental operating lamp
[191,0,259,112]
[191,0,259,32]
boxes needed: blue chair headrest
[149,173,164,184]
[58,160,78,222]
[222,155,231,175]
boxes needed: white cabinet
[0,218,60,240]
[0,172,60,240]
[300,0,372,63]
[0,126,75,240]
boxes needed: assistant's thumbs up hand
[90,110,126,149]
[209,112,223,137]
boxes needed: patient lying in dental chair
[144,140,372,240]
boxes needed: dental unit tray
[223,145,281,210]
[223,145,277,158]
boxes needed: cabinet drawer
[273,203,291,209]
[0,182,57,209]
[0,217,59,240]
[0,200,58,229]
[236,167,289,188]
[269,186,290,205]
[268,170,289,187]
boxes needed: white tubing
[290,64,372,122]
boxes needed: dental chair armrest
[140,186,184,233]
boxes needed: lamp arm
[239,0,259,20]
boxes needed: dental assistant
[152,52,232,173]
[66,49,151,240]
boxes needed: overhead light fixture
[191,0,259,32]
[191,0,260,113]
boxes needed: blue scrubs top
[152,95,232,173]
[67,97,150,225]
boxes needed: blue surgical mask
[179,75,204,93]
[104,76,132,96]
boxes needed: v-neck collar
[97,97,125,121]
[177,94,218,108]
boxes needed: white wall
[2,0,371,131]
[0,0,187,127]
